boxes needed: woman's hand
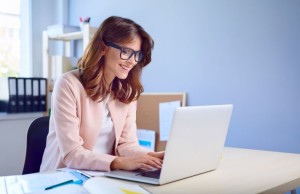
[147,151,165,160]
[111,152,164,171]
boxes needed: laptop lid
[105,104,233,185]
[159,104,233,184]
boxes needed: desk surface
[141,147,300,194]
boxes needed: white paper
[159,101,180,141]
[30,184,88,194]
[58,168,106,178]
[80,170,105,177]
[0,172,150,194]
[137,129,156,151]
[1,171,81,194]
[84,177,150,194]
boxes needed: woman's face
[103,36,142,84]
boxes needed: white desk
[141,147,300,194]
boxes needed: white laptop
[105,104,233,185]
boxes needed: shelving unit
[42,23,97,90]
[42,23,97,111]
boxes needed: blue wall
[69,0,300,153]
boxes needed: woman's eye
[122,49,132,56]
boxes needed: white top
[94,96,115,154]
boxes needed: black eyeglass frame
[105,41,144,63]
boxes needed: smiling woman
[40,16,164,173]
[78,16,154,103]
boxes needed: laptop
[105,104,233,185]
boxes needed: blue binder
[32,78,40,112]
[8,77,18,113]
[25,78,33,112]
[0,77,9,112]
[39,78,47,112]
[17,78,26,112]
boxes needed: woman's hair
[78,16,154,104]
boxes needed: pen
[76,170,92,179]
[45,179,74,190]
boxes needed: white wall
[68,0,300,153]
[27,0,300,153]
[30,0,69,77]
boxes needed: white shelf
[48,31,83,41]
[42,23,97,78]
[42,23,97,110]
[47,26,97,41]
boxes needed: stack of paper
[0,171,150,194]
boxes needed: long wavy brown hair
[78,16,154,104]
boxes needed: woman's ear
[101,41,108,55]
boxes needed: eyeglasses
[105,41,143,63]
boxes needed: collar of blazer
[107,97,131,149]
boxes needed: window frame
[20,0,31,77]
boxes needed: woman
[40,16,164,172]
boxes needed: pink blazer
[40,70,149,172]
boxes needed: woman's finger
[139,163,155,170]
[148,151,165,159]
[141,157,162,169]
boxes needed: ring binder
[0,77,9,112]
[4,77,48,113]
[8,77,18,113]
[17,78,26,112]
[25,78,33,112]
[32,78,40,112]
[39,78,47,112]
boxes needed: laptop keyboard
[136,169,161,179]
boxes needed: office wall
[0,115,43,176]
[68,0,300,154]
[30,0,69,77]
